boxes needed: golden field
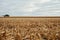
[0,17,60,40]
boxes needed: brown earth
[0,17,60,40]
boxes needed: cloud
[23,2,38,12]
[40,0,51,3]
[21,0,51,12]
[32,0,51,3]
[0,0,60,16]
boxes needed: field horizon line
[0,16,60,18]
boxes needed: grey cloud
[0,0,60,16]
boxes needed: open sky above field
[0,0,60,16]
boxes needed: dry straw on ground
[0,17,60,40]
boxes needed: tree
[4,14,10,17]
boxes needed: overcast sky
[0,0,60,16]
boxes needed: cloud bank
[0,0,60,16]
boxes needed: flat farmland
[0,17,60,40]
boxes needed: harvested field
[0,17,60,40]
